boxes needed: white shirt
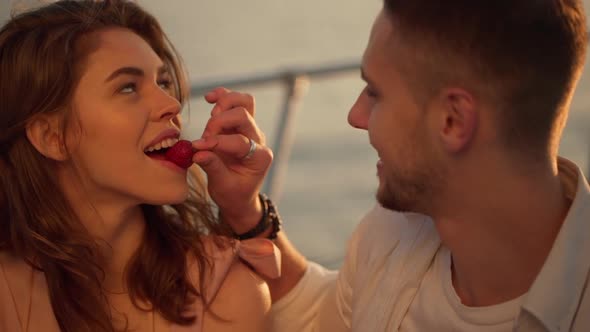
[270,158,590,332]
[400,246,523,331]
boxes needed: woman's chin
[143,188,190,206]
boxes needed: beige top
[0,237,281,332]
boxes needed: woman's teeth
[145,138,179,152]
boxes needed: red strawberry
[165,140,195,169]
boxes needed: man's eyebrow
[105,64,169,82]
[361,67,375,86]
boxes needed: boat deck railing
[190,60,360,200]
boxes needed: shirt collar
[521,157,590,331]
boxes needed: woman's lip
[148,153,186,173]
[145,128,181,150]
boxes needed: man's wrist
[226,193,282,240]
[219,195,263,234]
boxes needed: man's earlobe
[439,89,477,153]
[25,115,68,161]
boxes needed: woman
[0,1,280,331]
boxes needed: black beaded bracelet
[265,194,282,240]
[234,193,282,241]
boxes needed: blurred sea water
[2,0,589,268]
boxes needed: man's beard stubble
[376,163,444,214]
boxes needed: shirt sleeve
[270,215,366,332]
[269,261,338,332]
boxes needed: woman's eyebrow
[105,64,169,82]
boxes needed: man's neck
[433,159,571,307]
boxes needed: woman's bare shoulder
[0,251,31,281]
[201,258,271,332]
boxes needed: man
[205,0,590,331]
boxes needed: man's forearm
[265,231,308,302]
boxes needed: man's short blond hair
[384,0,588,157]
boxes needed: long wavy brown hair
[0,1,231,331]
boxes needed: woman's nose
[152,88,181,121]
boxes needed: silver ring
[242,138,257,160]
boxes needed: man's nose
[348,94,369,130]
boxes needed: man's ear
[437,88,478,153]
[25,114,68,161]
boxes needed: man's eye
[119,82,137,94]
[365,86,378,98]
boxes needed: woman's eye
[157,79,172,90]
[119,82,137,94]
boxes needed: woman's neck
[58,171,147,292]
[94,205,146,293]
